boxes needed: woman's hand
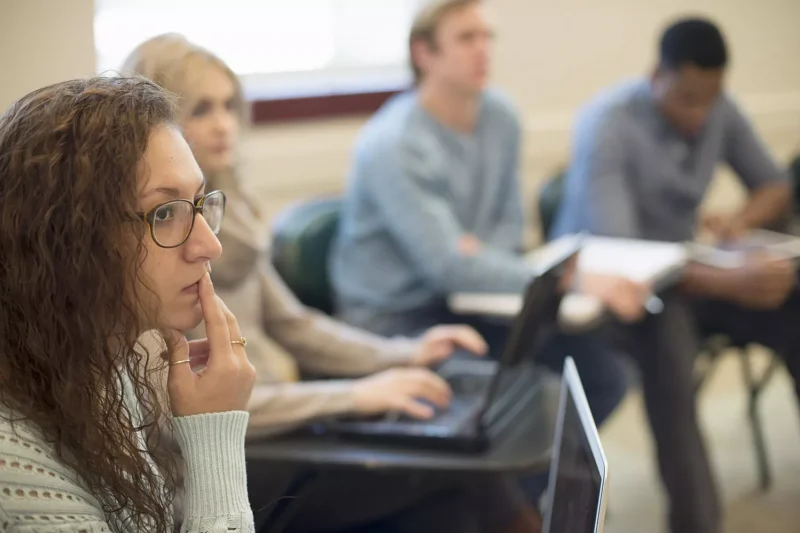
[411,325,488,367]
[165,273,256,417]
[352,368,452,420]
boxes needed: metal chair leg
[738,350,779,491]
[694,339,726,394]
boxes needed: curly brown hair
[0,77,179,531]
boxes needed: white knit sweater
[0,376,255,532]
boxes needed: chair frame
[537,173,780,492]
[693,339,781,491]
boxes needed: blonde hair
[408,0,479,84]
[120,34,257,216]
[120,34,246,122]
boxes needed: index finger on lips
[198,272,233,365]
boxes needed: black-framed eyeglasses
[140,190,226,248]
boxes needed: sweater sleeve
[364,145,536,294]
[245,380,359,438]
[172,412,254,533]
[258,259,419,376]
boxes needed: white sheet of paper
[528,235,688,284]
[448,292,523,317]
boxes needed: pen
[645,294,664,315]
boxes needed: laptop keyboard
[383,366,533,429]
[448,373,493,396]
[386,395,484,427]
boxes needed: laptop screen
[543,357,607,533]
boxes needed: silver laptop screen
[543,357,606,533]
[546,392,602,532]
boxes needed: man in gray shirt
[553,18,800,533]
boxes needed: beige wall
[0,0,97,111]
[243,0,800,241]
[2,0,799,241]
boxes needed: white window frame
[94,0,425,100]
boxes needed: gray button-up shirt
[551,78,789,242]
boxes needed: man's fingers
[702,214,726,235]
[610,300,643,323]
[601,280,648,323]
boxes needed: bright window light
[94,0,424,98]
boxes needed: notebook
[527,234,687,285]
[449,234,687,318]
[688,229,800,269]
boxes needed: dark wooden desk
[247,373,560,474]
[245,373,561,532]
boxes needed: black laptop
[316,239,581,453]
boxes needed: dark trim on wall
[250,89,403,124]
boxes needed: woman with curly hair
[0,76,256,532]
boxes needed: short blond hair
[408,0,480,84]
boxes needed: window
[94,0,425,100]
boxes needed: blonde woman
[121,34,542,533]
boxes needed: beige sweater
[189,191,419,438]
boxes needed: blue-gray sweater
[330,90,535,335]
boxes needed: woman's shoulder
[0,408,107,528]
[0,406,55,459]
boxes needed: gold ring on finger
[231,336,247,347]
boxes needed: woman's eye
[154,205,175,222]
[191,102,211,117]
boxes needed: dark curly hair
[0,76,179,531]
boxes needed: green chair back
[790,154,800,211]
[271,197,342,315]
[537,171,566,240]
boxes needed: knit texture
[0,406,254,532]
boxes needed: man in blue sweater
[331,0,645,435]
[553,18,800,533]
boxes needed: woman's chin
[163,305,204,333]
